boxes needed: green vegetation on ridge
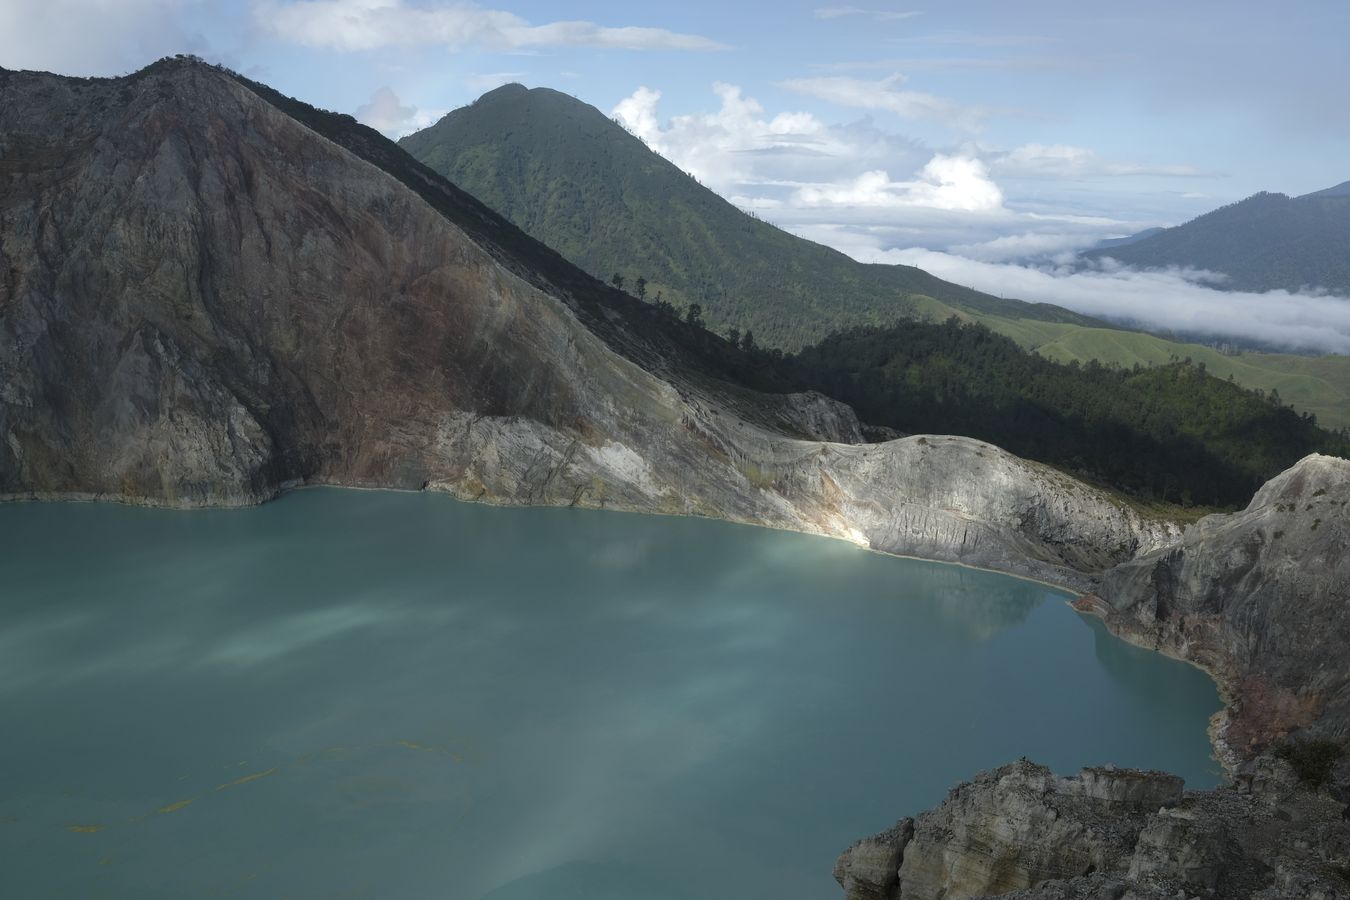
[399,83,1098,351]
[1082,188,1350,295]
[773,318,1350,508]
[402,83,1350,430]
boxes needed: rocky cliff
[0,58,1167,591]
[1093,453,1350,761]
[836,756,1350,900]
[837,454,1350,899]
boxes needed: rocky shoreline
[836,453,1350,899]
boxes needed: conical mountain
[400,83,1097,349]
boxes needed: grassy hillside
[906,294,1350,430]
[1082,188,1350,295]
[400,83,1098,350]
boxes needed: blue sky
[4,0,1350,349]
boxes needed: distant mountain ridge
[1300,180,1350,200]
[400,83,1099,350]
[1091,227,1165,251]
[1083,184,1350,295]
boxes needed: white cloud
[947,231,1105,262]
[794,155,1004,212]
[609,82,1153,261]
[840,241,1350,353]
[354,86,442,137]
[254,0,729,52]
[612,86,665,146]
[611,82,925,194]
[0,0,197,76]
[779,74,991,130]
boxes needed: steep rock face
[839,454,1350,900]
[1091,453,1350,758]
[836,759,1349,900]
[0,60,1164,591]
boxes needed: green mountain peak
[400,84,1098,349]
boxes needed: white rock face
[1095,453,1350,755]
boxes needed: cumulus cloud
[779,74,991,131]
[794,155,1004,212]
[840,241,1350,354]
[354,85,441,137]
[946,231,1107,262]
[254,0,729,52]
[611,82,926,194]
[610,82,1150,261]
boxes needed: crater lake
[0,489,1221,899]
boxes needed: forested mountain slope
[403,84,1350,429]
[400,83,1099,349]
[1083,186,1350,295]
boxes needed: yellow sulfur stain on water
[67,824,104,833]
[158,799,194,814]
[397,740,464,762]
[216,767,278,791]
[397,740,433,752]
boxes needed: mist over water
[0,490,1221,899]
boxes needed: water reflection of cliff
[906,562,1047,642]
[1081,612,1221,713]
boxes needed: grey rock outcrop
[834,819,913,900]
[839,456,1350,899]
[1091,453,1350,759]
[836,758,1349,899]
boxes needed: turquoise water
[0,489,1221,899]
